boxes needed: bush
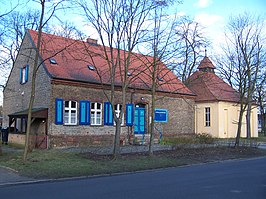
[161,133,214,145]
[195,133,214,144]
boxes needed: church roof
[187,57,240,103]
[197,56,216,70]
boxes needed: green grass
[0,148,181,179]
[1,142,266,179]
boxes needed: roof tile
[187,71,240,103]
[28,30,194,96]
[197,56,216,69]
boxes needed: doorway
[134,104,146,134]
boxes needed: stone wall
[47,81,195,148]
[3,31,51,127]
[3,31,195,148]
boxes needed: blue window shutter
[55,98,64,125]
[19,68,23,84]
[104,102,108,125]
[25,65,29,82]
[80,100,90,125]
[126,104,134,126]
[104,102,113,125]
[80,101,86,125]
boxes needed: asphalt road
[0,157,266,199]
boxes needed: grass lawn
[1,144,266,179]
[0,147,180,179]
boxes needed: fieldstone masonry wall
[48,82,195,148]
[3,32,51,127]
[3,31,195,148]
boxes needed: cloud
[194,0,213,8]
[194,13,223,26]
[193,13,226,54]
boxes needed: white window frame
[21,67,27,84]
[114,104,124,126]
[91,102,102,125]
[205,107,211,127]
[64,101,77,125]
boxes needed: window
[91,102,102,125]
[114,104,124,125]
[157,76,164,82]
[49,58,57,64]
[20,65,29,84]
[88,65,95,70]
[205,107,211,127]
[64,101,77,125]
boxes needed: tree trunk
[113,122,121,159]
[23,1,44,161]
[262,113,266,136]
[246,102,252,138]
[148,89,156,155]
[235,107,244,147]
[23,86,35,161]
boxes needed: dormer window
[49,58,57,64]
[157,76,164,82]
[88,65,95,71]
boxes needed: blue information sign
[154,109,168,123]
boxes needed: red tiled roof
[186,71,240,103]
[197,56,216,69]
[28,30,194,96]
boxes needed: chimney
[86,38,98,46]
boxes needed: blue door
[134,107,145,134]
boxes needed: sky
[176,0,266,53]
[0,0,265,105]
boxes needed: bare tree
[23,0,66,161]
[0,8,83,85]
[51,21,84,39]
[216,13,265,145]
[77,0,156,158]
[171,16,210,83]
[141,1,180,155]
[0,0,20,156]
[256,73,266,135]
[215,53,236,88]
[0,10,41,81]
[0,0,83,159]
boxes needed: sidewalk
[0,145,34,186]
[0,166,34,186]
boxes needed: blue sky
[175,0,266,53]
[0,0,265,105]
[178,0,265,16]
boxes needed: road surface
[0,157,266,199]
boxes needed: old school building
[2,30,195,148]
